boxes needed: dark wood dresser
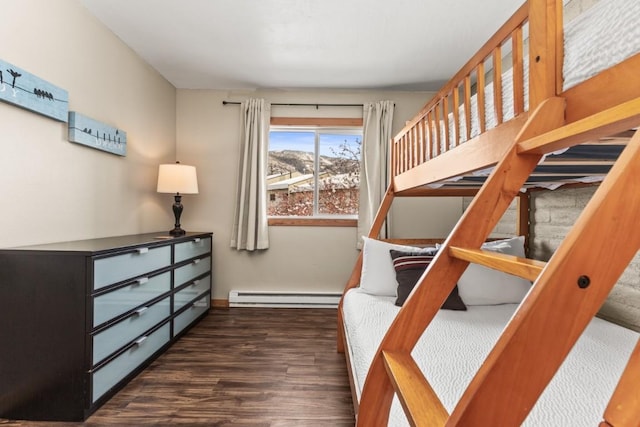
[0,232,213,421]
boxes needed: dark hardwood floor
[1,308,355,426]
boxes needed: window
[267,124,362,220]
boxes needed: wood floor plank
[0,308,354,426]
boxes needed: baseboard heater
[228,290,341,308]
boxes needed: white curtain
[357,100,395,244]
[230,98,270,251]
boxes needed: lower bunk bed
[341,237,640,426]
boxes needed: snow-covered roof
[267,174,314,190]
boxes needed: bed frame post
[528,0,562,107]
[516,191,531,257]
[601,338,640,427]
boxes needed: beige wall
[0,0,177,248]
[176,90,463,300]
[1,1,463,300]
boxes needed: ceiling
[81,0,524,91]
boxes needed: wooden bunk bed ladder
[356,97,564,426]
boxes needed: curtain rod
[222,100,364,108]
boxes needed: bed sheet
[342,287,639,426]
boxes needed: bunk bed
[337,0,640,425]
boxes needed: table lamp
[157,162,199,236]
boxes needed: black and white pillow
[390,249,467,310]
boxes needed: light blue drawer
[173,295,210,337]
[174,237,211,263]
[92,296,171,365]
[93,245,171,290]
[93,271,171,327]
[92,322,170,403]
[174,256,211,287]
[174,275,211,312]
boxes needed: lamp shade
[157,163,199,194]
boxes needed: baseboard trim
[212,299,229,308]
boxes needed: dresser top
[1,232,212,255]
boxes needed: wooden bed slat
[478,63,487,133]
[452,87,461,147]
[464,76,472,141]
[493,46,504,125]
[434,103,442,156]
[382,351,448,427]
[448,247,545,281]
[512,26,525,115]
[443,96,451,151]
[381,238,446,246]
[427,111,435,160]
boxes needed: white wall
[0,0,176,248]
[176,90,463,300]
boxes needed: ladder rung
[382,350,448,427]
[449,247,546,281]
[517,97,640,155]
[602,339,640,427]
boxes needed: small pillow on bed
[457,236,532,305]
[390,250,467,309]
[360,236,434,296]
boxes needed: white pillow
[457,236,532,305]
[360,237,435,296]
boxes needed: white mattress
[342,288,639,426]
[563,0,640,90]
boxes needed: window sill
[268,217,357,227]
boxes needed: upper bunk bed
[391,0,639,197]
[338,0,640,425]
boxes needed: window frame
[267,117,363,227]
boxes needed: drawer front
[93,296,171,365]
[174,295,210,337]
[94,245,171,290]
[174,256,211,287]
[174,237,211,263]
[93,271,171,327]
[92,322,170,403]
[174,275,211,312]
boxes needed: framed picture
[0,59,68,122]
[68,112,127,156]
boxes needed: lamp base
[169,194,186,237]
[169,227,186,237]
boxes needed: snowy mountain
[268,150,358,176]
